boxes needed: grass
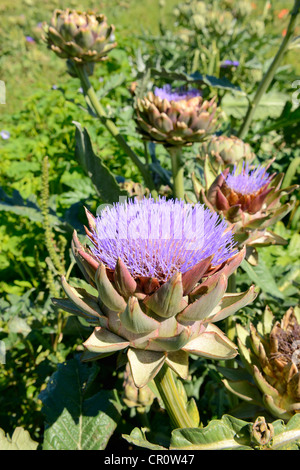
[0,0,179,117]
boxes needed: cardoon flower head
[207,163,274,217]
[154,84,201,102]
[224,163,272,196]
[53,198,256,388]
[204,161,298,249]
[135,86,222,147]
[88,197,237,283]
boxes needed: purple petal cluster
[25,36,35,43]
[221,60,240,68]
[0,130,10,140]
[89,197,237,281]
[225,163,271,195]
[154,84,201,102]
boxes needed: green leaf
[0,188,61,226]
[271,415,300,450]
[240,259,285,300]
[73,121,127,204]
[258,104,300,134]
[96,73,126,99]
[0,427,38,450]
[222,91,289,120]
[122,427,167,450]
[282,157,300,188]
[39,356,122,450]
[170,415,252,450]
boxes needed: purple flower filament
[25,36,35,43]
[0,130,10,140]
[225,163,271,195]
[221,60,240,68]
[154,84,201,102]
[89,197,237,282]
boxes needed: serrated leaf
[39,356,121,450]
[73,121,127,204]
[0,427,38,450]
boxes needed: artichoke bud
[52,198,257,388]
[199,135,255,169]
[60,20,78,41]
[251,416,274,448]
[44,9,117,65]
[76,28,95,49]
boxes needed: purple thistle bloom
[88,197,237,282]
[25,36,35,43]
[0,130,10,140]
[154,84,201,102]
[225,163,271,195]
[221,60,240,68]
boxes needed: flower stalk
[154,363,196,429]
[41,156,65,277]
[238,0,300,139]
[169,147,185,200]
[75,64,155,192]
[226,271,237,342]
[41,156,66,352]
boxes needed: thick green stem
[169,146,185,200]
[238,0,300,140]
[154,363,195,429]
[75,64,155,192]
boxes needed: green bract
[44,9,117,63]
[122,363,154,410]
